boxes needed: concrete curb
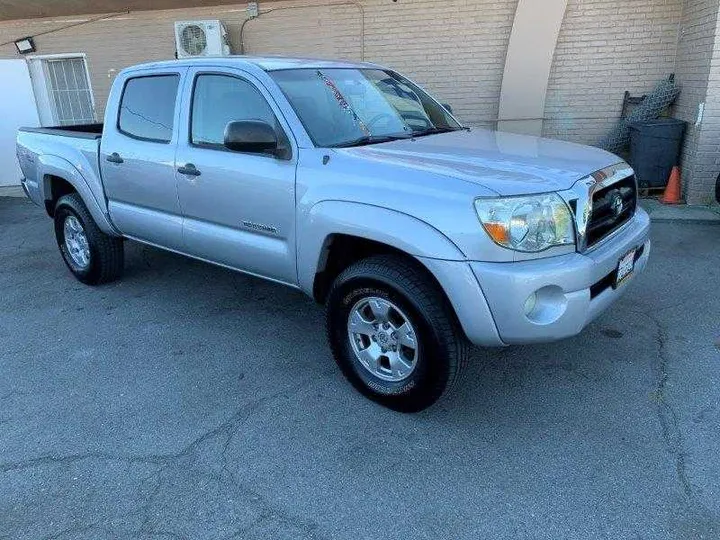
[650,217,720,225]
[0,186,25,198]
[640,199,720,225]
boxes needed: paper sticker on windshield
[317,70,370,136]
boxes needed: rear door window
[118,75,179,142]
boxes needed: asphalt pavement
[1,196,719,540]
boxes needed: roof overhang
[0,1,282,22]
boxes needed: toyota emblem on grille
[610,191,623,217]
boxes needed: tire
[54,193,124,285]
[326,254,469,412]
[715,173,720,204]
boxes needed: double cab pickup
[17,56,650,411]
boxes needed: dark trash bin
[629,119,686,188]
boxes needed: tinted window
[118,75,179,142]
[191,74,277,148]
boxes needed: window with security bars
[44,57,96,125]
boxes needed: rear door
[100,69,186,250]
[174,67,298,285]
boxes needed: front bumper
[470,207,651,344]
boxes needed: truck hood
[338,128,621,196]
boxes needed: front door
[100,70,185,250]
[174,68,297,285]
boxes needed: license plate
[615,248,636,287]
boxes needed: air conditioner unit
[174,20,231,58]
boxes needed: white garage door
[0,59,40,187]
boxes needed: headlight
[474,193,575,252]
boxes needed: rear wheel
[54,193,124,285]
[326,255,469,412]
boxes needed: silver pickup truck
[17,56,650,411]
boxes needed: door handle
[178,163,201,177]
[106,152,124,164]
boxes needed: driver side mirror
[224,120,282,157]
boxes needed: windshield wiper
[409,126,465,138]
[333,134,412,148]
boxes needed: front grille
[586,175,637,247]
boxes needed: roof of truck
[125,56,383,73]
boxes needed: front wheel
[326,255,469,412]
[54,193,124,285]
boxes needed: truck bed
[19,123,103,140]
[17,124,106,214]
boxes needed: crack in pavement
[0,390,27,401]
[136,469,166,536]
[0,378,313,475]
[219,507,324,540]
[42,524,103,539]
[1,378,326,538]
[632,308,693,499]
[135,528,189,540]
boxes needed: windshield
[270,68,463,148]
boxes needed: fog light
[524,286,568,325]
[524,292,537,315]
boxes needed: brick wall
[543,0,683,146]
[675,0,720,204]
[0,0,518,126]
[360,0,518,127]
[0,0,687,138]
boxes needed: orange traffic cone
[661,166,682,204]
